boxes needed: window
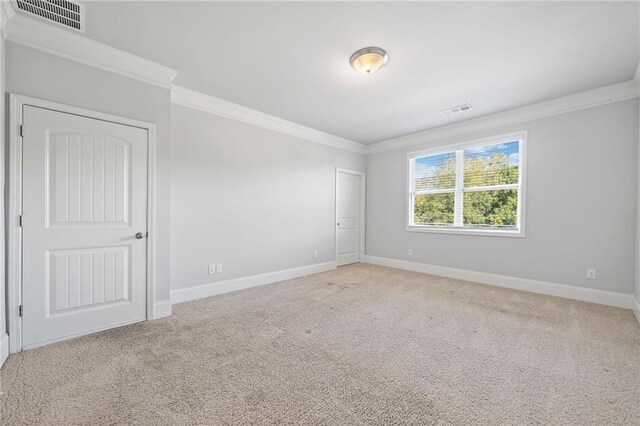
[408,132,526,236]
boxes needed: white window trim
[406,131,527,238]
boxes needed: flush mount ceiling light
[350,47,388,75]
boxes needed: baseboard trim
[633,296,640,325]
[152,300,172,320]
[363,255,635,310]
[171,262,337,304]
[0,333,9,368]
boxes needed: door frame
[335,168,366,265]
[7,94,158,353]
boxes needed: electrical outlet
[216,263,223,274]
[408,249,413,256]
[208,264,216,275]
[313,250,318,259]
[586,268,597,280]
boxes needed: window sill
[406,226,525,238]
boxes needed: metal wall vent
[441,104,472,116]
[14,0,84,32]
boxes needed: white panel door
[21,106,148,349]
[336,171,361,266]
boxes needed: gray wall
[636,98,640,303]
[170,104,365,290]
[1,35,5,341]
[366,100,639,294]
[4,42,639,311]
[5,42,172,301]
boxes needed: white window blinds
[408,134,525,235]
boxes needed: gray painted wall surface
[170,104,365,290]
[3,42,639,317]
[5,42,172,301]
[1,36,5,339]
[636,98,640,303]
[366,100,639,294]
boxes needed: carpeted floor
[1,263,640,425]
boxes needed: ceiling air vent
[14,0,84,32]
[441,104,472,116]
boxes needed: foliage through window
[408,134,525,235]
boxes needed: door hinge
[18,215,23,227]
[20,125,24,138]
[19,305,23,317]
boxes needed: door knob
[337,222,340,226]
[135,232,144,240]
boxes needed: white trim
[8,94,160,354]
[0,333,9,368]
[363,255,635,310]
[0,1,16,38]
[454,150,464,226]
[405,226,525,238]
[1,1,637,156]
[366,80,640,155]
[634,296,640,326]
[145,125,159,319]
[153,300,172,319]
[171,262,336,305]
[406,130,528,159]
[8,94,22,353]
[406,131,527,237]
[4,13,177,88]
[335,168,367,266]
[171,85,365,154]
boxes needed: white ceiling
[82,1,639,144]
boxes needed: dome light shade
[350,47,388,74]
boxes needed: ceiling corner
[0,1,16,38]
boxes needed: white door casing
[336,169,365,266]
[20,105,149,349]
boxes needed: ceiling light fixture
[350,47,388,75]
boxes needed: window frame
[406,131,527,238]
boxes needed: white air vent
[441,104,472,116]
[13,0,84,32]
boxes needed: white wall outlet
[313,250,318,259]
[408,249,413,256]
[216,263,223,274]
[208,264,216,275]
[586,268,597,280]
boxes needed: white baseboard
[171,262,337,304]
[0,333,9,368]
[363,255,635,310]
[633,296,640,325]
[152,299,172,319]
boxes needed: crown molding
[366,79,640,155]
[0,1,15,38]
[4,12,177,89]
[171,85,365,154]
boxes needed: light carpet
[1,263,640,425]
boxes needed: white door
[21,106,148,349]
[336,170,362,266]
